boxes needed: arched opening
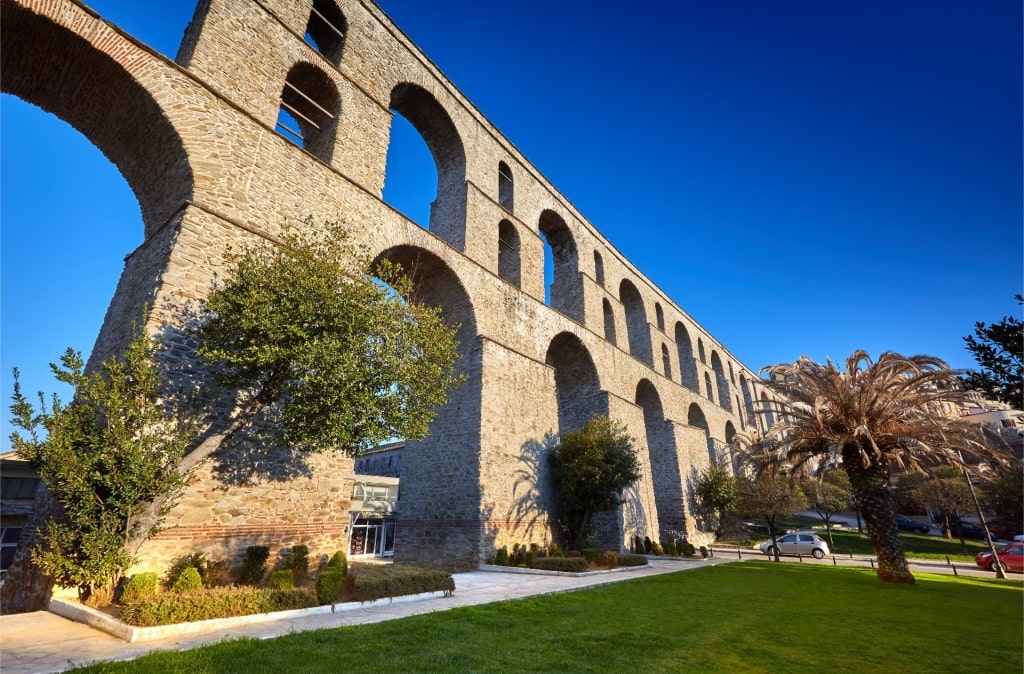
[723,421,738,470]
[498,160,514,212]
[387,83,467,249]
[687,403,716,465]
[674,322,698,390]
[303,0,347,66]
[740,376,756,429]
[735,397,744,428]
[1,7,194,444]
[538,210,581,320]
[275,62,340,162]
[697,338,707,363]
[661,343,672,379]
[371,245,480,570]
[637,379,682,540]
[619,279,652,367]
[710,351,731,411]
[547,333,611,548]
[593,251,605,286]
[497,219,520,288]
[546,333,605,435]
[704,372,715,402]
[760,392,776,430]
[602,298,617,344]
[654,302,665,332]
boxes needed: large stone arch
[636,379,682,539]
[389,82,467,249]
[687,402,717,465]
[545,332,605,434]
[674,322,699,390]
[371,245,481,570]
[1,2,193,237]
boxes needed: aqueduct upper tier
[2,0,782,570]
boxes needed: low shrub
[239,546,270,586]
[166,553,207,589]
[548,542,561,557]
[652,543,663,556]
[121,587,316,627]
[316,570,345,605]
[345,564,455,603]
[699,546,709,559]
[268,570,295,590]
[663,541,678,556]
[288,545,310,584]
[171,567,203,594]
[119,572,158,606]
[493,547,510,566]
[532,557,588,573]
[604,551,618,567]
[682,542,697,557]
[582,548,598,563]
[327,550,348,576]
[566,550,583,558]
[616,553,648,567]
[524,551,537,567]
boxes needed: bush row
[120,587,318,627]
[345,564,455,603]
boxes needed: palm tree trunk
[844,451,915,584]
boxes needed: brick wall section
[2,0,788,573]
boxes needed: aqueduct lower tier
[1,0,780,571]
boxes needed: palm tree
[745,351,1006,584]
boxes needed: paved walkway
[0,557,727,674]
[0,553,1015,674]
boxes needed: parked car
[759,533,830,559]
[895,515,930,534]
[975,542,1024,573]
[947,520,989,541]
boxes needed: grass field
[71,562,1022,674]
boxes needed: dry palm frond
[747,351,1010,475]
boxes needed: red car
[975,542,1024,573]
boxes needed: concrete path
[1,553,1015,674]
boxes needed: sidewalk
[0,557,729,674]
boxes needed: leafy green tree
[548,415,642,551]
[913,466,974,553]
[981,462,1024,534]
[6,330,190,603]
[694,463,739,538]
[749,351,1006,584]
[128,222,463,554]
[913,466,972,536]
[959,295,1023,405]
[4,222,463,613]
[737,472,806,562]
[800,470,851,547]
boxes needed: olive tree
[548,415,642,551]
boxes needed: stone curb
[49,589,448,643]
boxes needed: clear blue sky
[2,1,1021,449]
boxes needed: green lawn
[72,562,1022,674]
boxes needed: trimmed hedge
[616,553,649,567]
[121,587,317,627]
[345,564,454,603]
[268,570,295,590]
[171,567,203,594]
[119,572,158,605]
[531,557,588,573]
[316,570,345,605]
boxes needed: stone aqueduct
[2,0,782,570]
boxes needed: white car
[759,532,830,559]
